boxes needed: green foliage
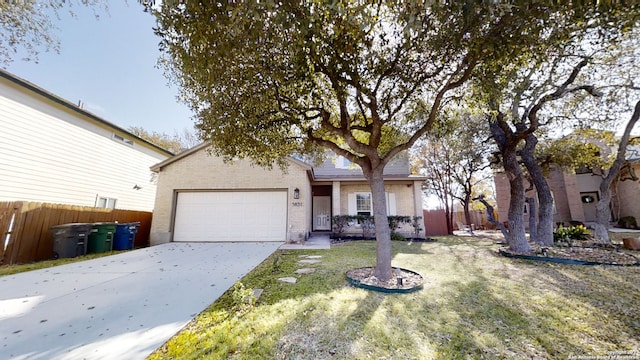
[541,130,618,172]
[331,215,350,237]
[128,126,198,154]
[553,225,590,243]
[387,216,411,232]
[411,216,424,237]
[148,2,624,168]
[390,231,406,241]
[332,215,413,238]
[617,216,637,229]
[0,1,107,66]
[229,282,256,314]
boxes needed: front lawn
[149,234,640,359]
[0,251,126,276]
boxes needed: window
[356,193,372,216]
[348,192,397,217]
[97,197,117,209]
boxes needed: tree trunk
[526,197,537,243]
[521,133,554,246]
[367,168,393,281]
[463,195,474,234]
[489,118,531,253]
[474,195,509,239]
[503,148,532,252]
[593,100,640,243]
[444,196,453,235]
[593,182,612,243]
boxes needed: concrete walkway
[0,242,282,360]
[279,233,331,250]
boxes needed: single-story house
[494,159,640,228]
[149,144,426,244]
[0,69,173,211]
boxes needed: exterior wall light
[294,188,300,199]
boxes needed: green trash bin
[87,223,117,253]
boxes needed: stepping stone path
[294,268,316,274]
[278,255,323,284]
[298,259,321,264]
[278,277,298,284]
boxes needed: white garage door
[173,191,287,242]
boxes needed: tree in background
[413,112,492,234]
[0,1,106,66]
[473,11,639,250]
[128,126,199,155]
[149,1,629,281]
[413,128,457,235]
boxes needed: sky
[4,2,194,135]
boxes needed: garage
[173,190,288,242]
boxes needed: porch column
[332,181,341,216]
[413,180,426,237]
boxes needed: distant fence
[0,202,152,265]
[453,209,498,230]
[423,209,499,236]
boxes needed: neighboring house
[149,144,426,244]
[0,69,173,211]
[494,158,640,228]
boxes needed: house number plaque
[292,202,303,207]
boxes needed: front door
[313,196,331,230]
[581,192,599,222]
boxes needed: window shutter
[348,193,356,215]
[388,193,396,215]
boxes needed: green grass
[0,251,126,276]
[148,235,640,359]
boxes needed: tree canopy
[0,1,106,66]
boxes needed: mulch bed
[346,267,424,293]
[499,243,640,266]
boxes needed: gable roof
[0,69,174,157]
[150,142,313,172]
[152,143,427,181]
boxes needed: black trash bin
[50,223,92,259]
[88,223,117,254]
[113,222,140,250]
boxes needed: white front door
[313,196,331,231]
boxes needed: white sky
[4,2,194,135]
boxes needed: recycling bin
[113,222,140,250]
[87,222,117,253]
[50,223,92,259]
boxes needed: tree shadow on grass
[431,275,595,359]
[529,263,640,350]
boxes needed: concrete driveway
[0,242,282,360]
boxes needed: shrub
[411,216,423,238]
[332,215,351,237]
[618,216,637,229]
[388,215,411,232]
[391,231,406,241]
[554,224,590,243]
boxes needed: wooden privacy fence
[423,209,499,236]
[0,201,152,265]
[423,209,449,236]
[453,209,498,230]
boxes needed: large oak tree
[149,1,628,280]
